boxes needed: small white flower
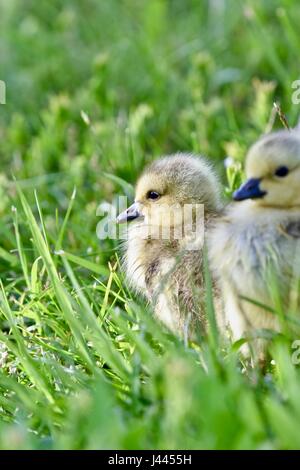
[224,156,235,168]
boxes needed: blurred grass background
[0,0,300,449]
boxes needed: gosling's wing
[280,220,300,238]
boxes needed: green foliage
[1,0,300,449]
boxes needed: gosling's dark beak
[116,202,143,224]
[233,178,267,201]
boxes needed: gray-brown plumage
[117,153,222,338]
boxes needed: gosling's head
[233,130,300,208]
[117,153,221,235]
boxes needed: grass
[1,0,300,449]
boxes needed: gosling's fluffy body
[209,130,300,355]
[121,153,222,337]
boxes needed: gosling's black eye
[147,191,160,200]
[275,166,289,177]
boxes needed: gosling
[209,130,300,359]
[117,153,222,338]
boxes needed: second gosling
[209,130,300,359]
